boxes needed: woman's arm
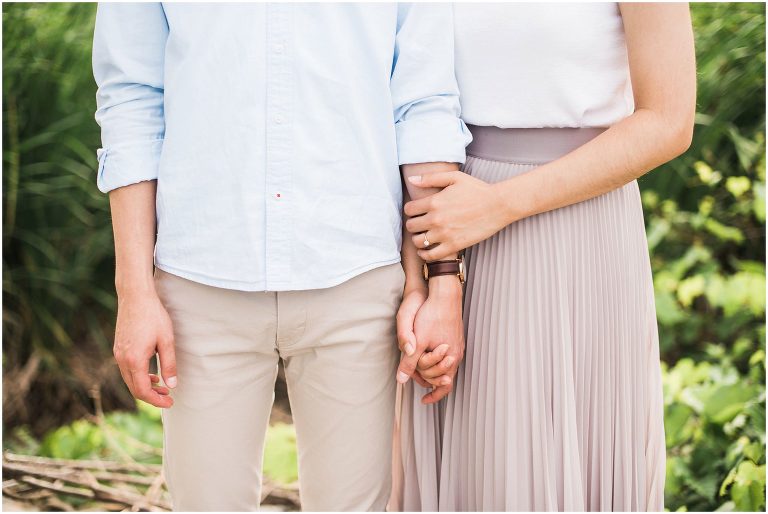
[403,3,696,261]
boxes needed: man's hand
[397,276,464,404]
[113,290,176,408]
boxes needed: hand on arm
[389,3,471,402]
[396,163,466,404]
[403,3,696,262]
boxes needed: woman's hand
[396,276,465,404]
[405,171,513,261]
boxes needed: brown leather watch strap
[426,260,460,276]
[423,257,465,283]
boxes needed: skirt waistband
[466,125,607,164]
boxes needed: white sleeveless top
[454,3,634,128]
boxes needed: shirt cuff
[96,139,164,193]
[396,116,473,165]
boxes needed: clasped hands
[394,170,511,403]
[395,275,465,404]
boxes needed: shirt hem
[153,257,403,292]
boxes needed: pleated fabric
[390,381,444,511]
[391,150,666,512]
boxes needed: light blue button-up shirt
[93,2,471,291]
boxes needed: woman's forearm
[402,4,695,264]
[496,108,694,225]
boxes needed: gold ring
[423,233,430,247]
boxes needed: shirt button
[274,114,284,124]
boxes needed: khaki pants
[153,263,404,511]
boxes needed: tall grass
[3,3,124,433]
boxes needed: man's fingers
[413,373,432,389]
[422,374,452,387]
[157,333,178,388]
[130,362,173,409]
[417,344,449,370]
[118,365,136,399]
[421,384,451,404]
[149,374,170,395]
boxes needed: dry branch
[2,451,300,511]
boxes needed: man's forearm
[109,181,158,298]
[400,187,428,293]
[401,162,460,264]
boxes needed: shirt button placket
[264,3,293,289]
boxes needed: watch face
[458,259,466,283]
[422,262,429,281]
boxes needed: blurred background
[2,2,765,511]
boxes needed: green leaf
[725,176,752,198]
[752,182,765,221]
[703,218,745,243]
[678,275,707,307]
[703,384,759,424]
[730,462,766,511]
[694,161,723,185]
[666,402,696,446]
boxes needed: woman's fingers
[403,196,432,217]
[413,346,453,387]
[407,171,462,189]
[422,384,451,404]
[419,354,456,379]
[411,230,440,250]
[405,213,432,234]
[417,243,455,262]
[417,344,449,369]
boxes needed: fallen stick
[3,452,161,473]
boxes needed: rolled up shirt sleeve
[391,3,472,165]
[92,2,168,193]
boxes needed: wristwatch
[422,255,466,284]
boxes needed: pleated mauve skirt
[390,126,666,512]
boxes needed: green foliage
[643,3,767,511]
[263,422,300,484]
[6,403,298,485]
[2,4,112,382]
[1,2,765,512]
[663,355,765,511]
